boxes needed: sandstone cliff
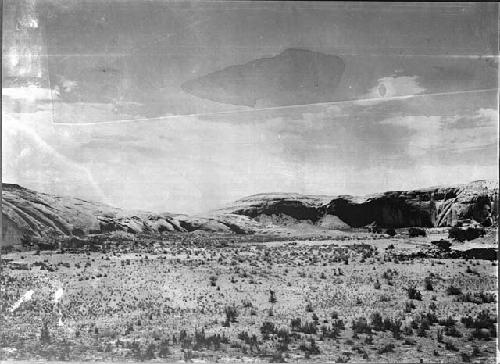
[2,181,497,247]
[220,181,498,229]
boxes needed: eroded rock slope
[2,180,497,247]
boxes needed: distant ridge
[217,180,498,228]
[2,183,25,189]
[2,180,497,247]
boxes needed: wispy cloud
[364,76,426,99]
[380,109,498,158]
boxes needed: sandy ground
[1,233,497,363]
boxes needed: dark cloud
[182,48,346,108]
[183,51,496,110]
[26,1,497,122]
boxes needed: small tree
[209,276,217,287]
[424,276,434,291]
[269,290,277,304]
[370,312,384,331]
[40,321,51,344]
[142,343,156,360]
[224,305,238,324]
[158,339,170,358]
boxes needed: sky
[2,1,499,214]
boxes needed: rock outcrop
[1,184,256,247]
[222,193,331,222]
[2,180,497,248]
[220,180,498,229]
[2,183,116,241]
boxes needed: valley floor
[1,232,498,363]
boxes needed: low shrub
[224,305,239,324]
[455,291,496,304]
[409,227,426,238]
[352,317,372,334]
[299,338,320,355]
[260,322,277,339]
[446,285,463,296]
[407,286,422,301]
[377,343,395,354]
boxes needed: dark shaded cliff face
[326,195,437,228]
[470,195,493,222]
[230,191,440,229]
[225,182,498,229]
[233,199,324,222]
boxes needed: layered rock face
[223,181,498,229]
[325,193,438,228]
[1,184,257,247]
[224,193,332,222]
[2,183,115,240]
[2,180,497,247]
[435,180,498,227]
